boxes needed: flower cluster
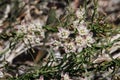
[15,9,95,57]
[49,24,94,54]
[15,19,45,45]
[49,9,95,54]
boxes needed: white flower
[64,42,76,53]
[51,40,62,50]
[80,20,85,24]
[28,23,35,30]
[75,9,85,19]
[73,20,79,27]
[77,25,89,35]
[86,35,95,44]
[73,20,85,29]
[75,36,86,47]
[24,35,35,44]
[52,40,61,46]
[85,34,95,47]
[61,72,72,80]
[28,23,45,38]
[63,73,72,80]
[58,28,70,39]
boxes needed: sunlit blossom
[86,35,95,44]
[75,36,86,47]
[86,36,94,47]
[77,25,89,35]
[58,28,70,39]
[28,23,45,38]
[75,8,85,19]
[52,40,61,46]
[80,20,85,24]
[51,40,62,50]
[73,20,79,27]
[63,73,72,80]
[64,42,76,53]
